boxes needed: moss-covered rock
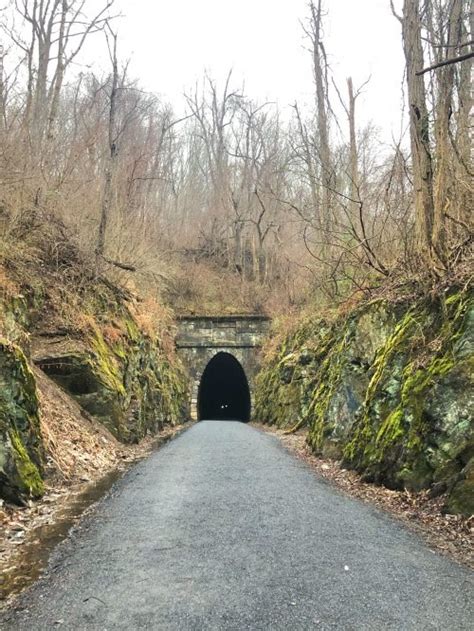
[32,307,188,443]
[344,293,473,495]
[0,339,44,502]
[0,266,189,502]
[447,458,474,516]
[255,289,474,515]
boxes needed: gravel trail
[1,421,472,630]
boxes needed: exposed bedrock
[0,283,188,504]
[255,290,473,515]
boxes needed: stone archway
[175,315,271,420]
[197,352,251,421]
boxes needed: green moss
[89,328,126,396]
[0,339,42,449]
[254,315,336,430]
[9,428,44,497]
[0,338,45,501]
[343,292,473,493]
[376,408,404,448]
[254,359,303,429]
[72,318,189,442]
[343,307,418,467]
[124,316,140,342]
[307,325,350,450]
[1,263,190,500]
[255,287,473,513]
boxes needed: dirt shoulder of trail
[253,423,474,570]
[1,365,193,581]
[1,391,193,605]
[0,425,189,568]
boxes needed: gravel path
[1,421,473,630]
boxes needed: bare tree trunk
[293,102,320,221]
[310,0,332,235]
[97,30,119,258]
[253,188,269,284]
[233,219,243,275]
[23,15,36,133]
[432,0,463,262]
[454,0,473,228]
[347,77,359,219]
[32,1,60,152]
[47,0,67,141]
[400,0,437,266]
[0,45,6,131]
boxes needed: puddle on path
[0,469,123,604]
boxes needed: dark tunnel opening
[198,352,251,422]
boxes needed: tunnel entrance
[197,352,251,421]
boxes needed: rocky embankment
[255,289,473,516]
[0,265,188,505]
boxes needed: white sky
[86,0,407,143]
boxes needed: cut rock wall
[255,290,474,515]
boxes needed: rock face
[0,277,189,503]
[0,339,44,502]
[255,290,474,515]
[33,319,187,443]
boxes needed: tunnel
[197,352,251,421]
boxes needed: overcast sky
[86,0,407,143]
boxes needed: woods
[0,0,472,312]
[394,0,472,271]
[0,2,473,614]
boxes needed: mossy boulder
[0,339,44,503]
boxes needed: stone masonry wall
[176,316,270,419]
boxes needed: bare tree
[307,0,333,234]
[2,0,115,150]
[393,0,472,270]
[96,24,118,259]
[396,0,437,266]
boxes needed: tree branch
[416,51,474,76]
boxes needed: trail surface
[1,421,473,630]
